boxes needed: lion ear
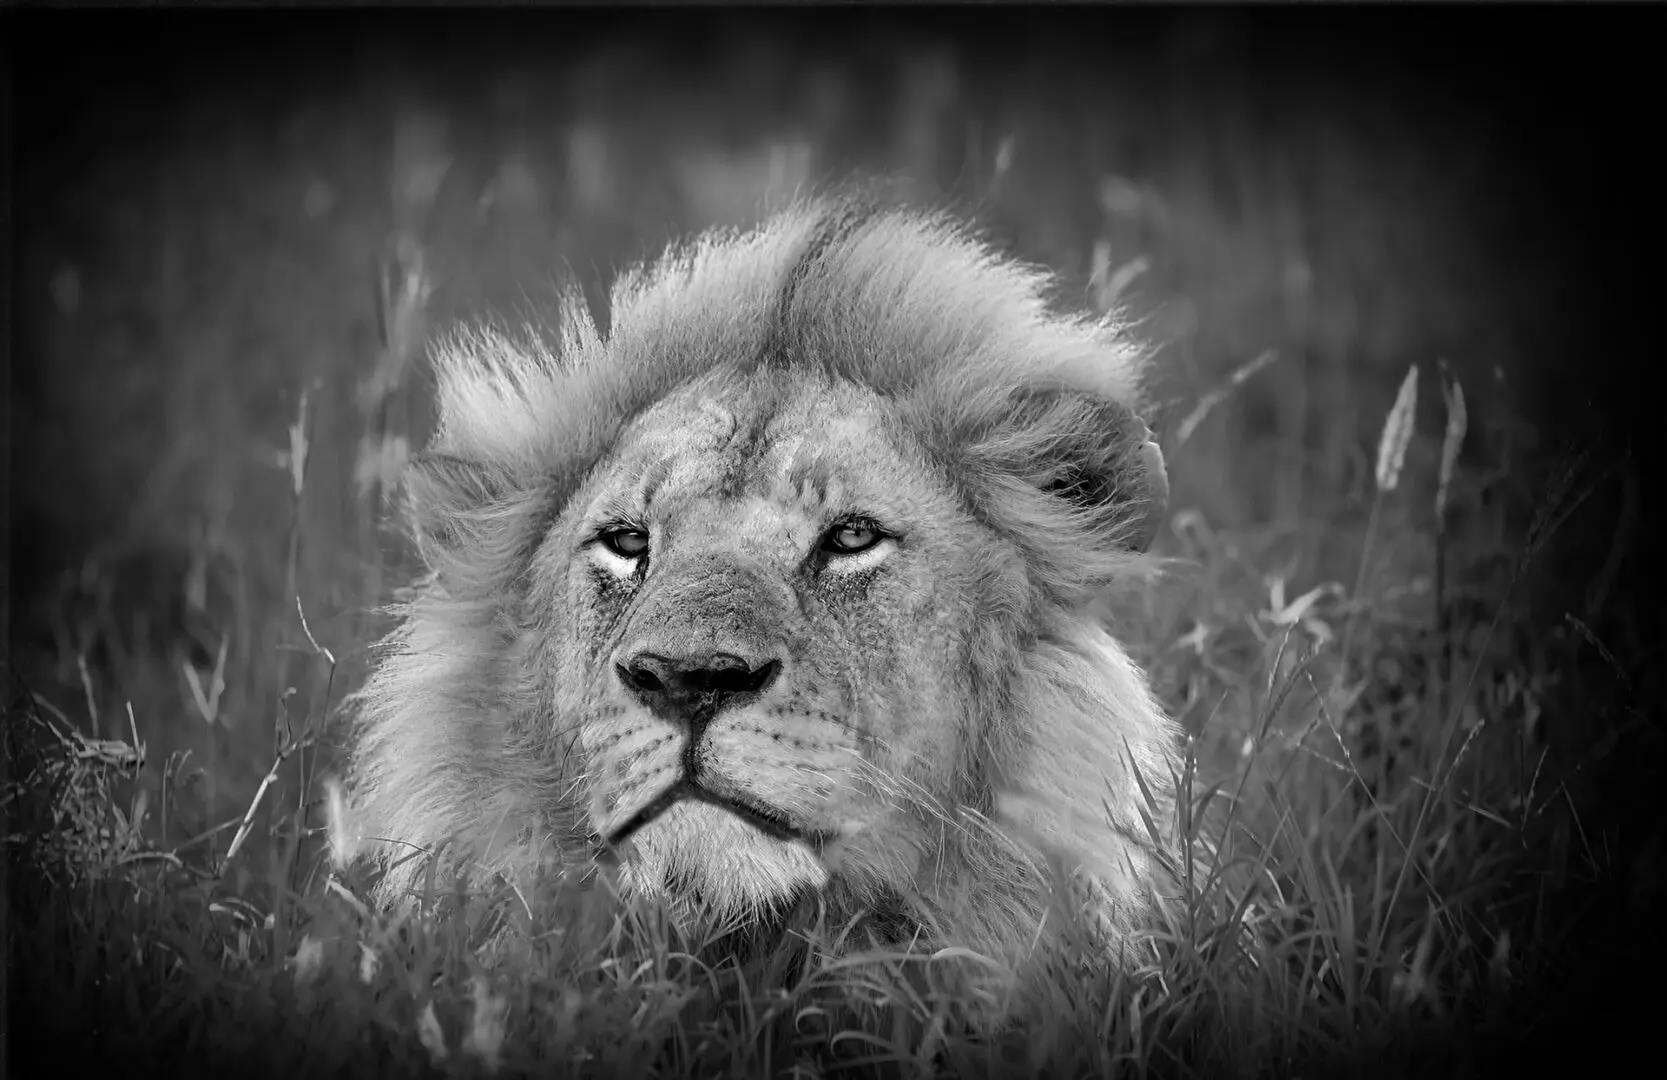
[401,451,515,574]
[1006,387,1169,554]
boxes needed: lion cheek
[701,721,860,825]
[815,811,926,881]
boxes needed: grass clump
[7,407,1646,1077]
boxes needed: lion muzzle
[604,627,814,857]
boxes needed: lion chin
[611,797,831,917]
[345,191,1187,1025]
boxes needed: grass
[8,14,1657,1080]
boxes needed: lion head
[347,195,1183,1002]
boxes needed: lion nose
[616,651,782,719]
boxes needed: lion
[346,193,1185,1018]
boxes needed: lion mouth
[598,780,817,856]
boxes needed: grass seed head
[416,999,449,1065]
[1375,362,1420,492]
[1436,359,1468,521]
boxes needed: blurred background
[9,7,1661,838]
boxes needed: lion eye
[820,521,882,555]
[600,528,650,559]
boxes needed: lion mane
[346,194,1184,1011]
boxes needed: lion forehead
[594,377,945,530]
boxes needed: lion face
[530,371,1018,921]
[349,196,1182,988]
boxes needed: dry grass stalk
[1341,361,1421,689]
[1433,359,1468,723]
[359,236,432,422]
[1174,349,1280,448]
[356,104,445,504]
